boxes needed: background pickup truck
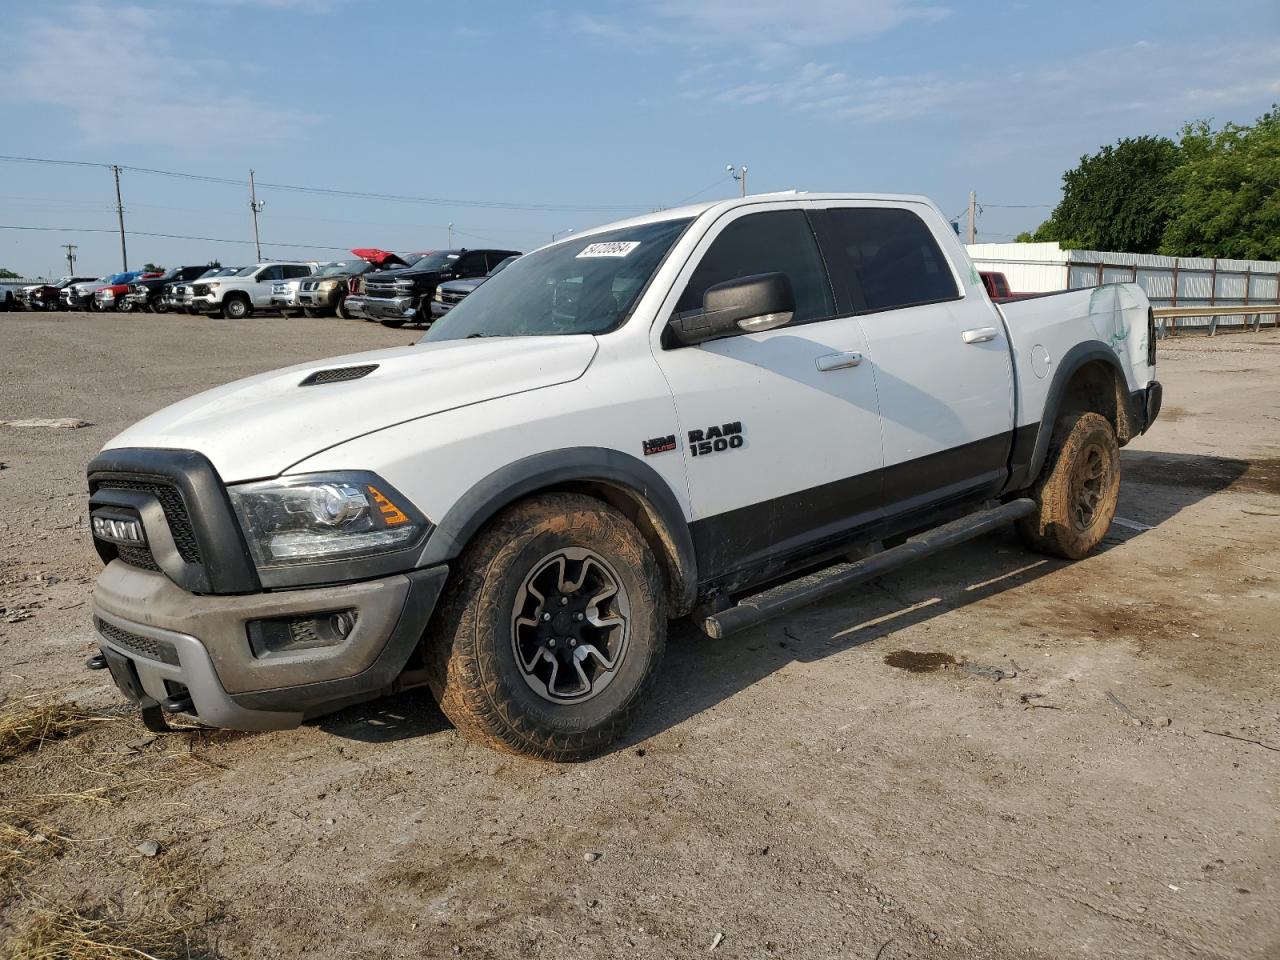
[85,192,1159,761]
[346,248,520,327]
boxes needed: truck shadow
[622,448,1254,752]
[319,449,1252,749]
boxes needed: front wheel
[222,296,250,320]
[1016,411,1120,560]
[426,493,666,761]
[334,296,350,320]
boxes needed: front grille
[363,279,409,298]
[117,544,161,571]
[192,284,209,296]
[95,617,180,666]
[95,479,201,563]
[441,289,467,305]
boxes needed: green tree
[1159,108,1280,260]
[0,268,21,279]
[1032,136,1182,252]
[142,262,164,273]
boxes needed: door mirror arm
[665,272,796,347]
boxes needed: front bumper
[359,295,420,321]
[91,561,448,730]
[125,292,151,308]
[190,294,219,312]
[297,289,340,310]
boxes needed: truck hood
[104,335,599,482]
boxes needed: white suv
[189,262,314,318]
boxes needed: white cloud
[2,2,320,145]
[679,37,1280,130]
[650,0,949,47]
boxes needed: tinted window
[816,207,958,313]
[285,265,312,279]
[677,210,833,323]
[454,253,488,278]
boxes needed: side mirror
[666,272,795,347]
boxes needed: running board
[701,498,1037,639]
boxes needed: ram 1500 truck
[85,192,1160,760]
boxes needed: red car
[94,272,162,312]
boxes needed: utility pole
[967,190,977,245]
[728,164,748,197]
[111,165,128,271]
[62,244,77,275]
[447,222,455,247]
[249,169,265,262]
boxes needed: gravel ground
[1,311,1278,959]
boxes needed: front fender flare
[417,447,697,614]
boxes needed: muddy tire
[425,493,666,761]
[1016,412,1120,560]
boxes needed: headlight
[433,288,444,302]
[319,279,340,291]
[228,472,427,570]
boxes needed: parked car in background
[294,252,413,318]
[125,266,210,313]
[189,262,314,318]
[95,272,162,312]
[431,254,518,318]
[63,272,142,311]
[170,267,237,313]
[0,283,21,311]
[24,276,97,311]
[268,276,305,315]
[346,248,520,327]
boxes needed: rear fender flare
[1006,341,1130,493]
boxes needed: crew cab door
[810,202,1014,512]
[650,204,884,585]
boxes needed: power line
[0,154,658,214]
[0,224,351,252]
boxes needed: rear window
[815,207,959,313]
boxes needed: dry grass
[0,697,118,764]
[2,908,198,960]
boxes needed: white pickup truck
[86,193,1161,760]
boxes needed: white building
[966,242,1280,330]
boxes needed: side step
[702,498,1036,639]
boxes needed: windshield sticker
[577,241,640,259]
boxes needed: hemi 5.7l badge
[643,434,677,456]
[689,422,743,457]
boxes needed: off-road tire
[425,493,666,761]
[1016,411,1120,560]
[223,295,250,320]
[334,295,350,320]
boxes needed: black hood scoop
[299,364,379,386]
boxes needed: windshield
[409,251,459,271]
[425,218,691,341]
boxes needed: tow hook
[85,653,108,670]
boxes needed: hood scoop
[299,363,379,386]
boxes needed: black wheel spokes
[1073,446,1108,529]
[512,549,629,704]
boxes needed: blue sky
[2,0,1278,278]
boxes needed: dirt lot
[1,311,1277,959]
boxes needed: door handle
[962,327,999,344]
[816,351,864,372]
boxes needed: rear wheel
[222,295,250,320]
[1016,411,1120,560]
[426,493,666,761]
